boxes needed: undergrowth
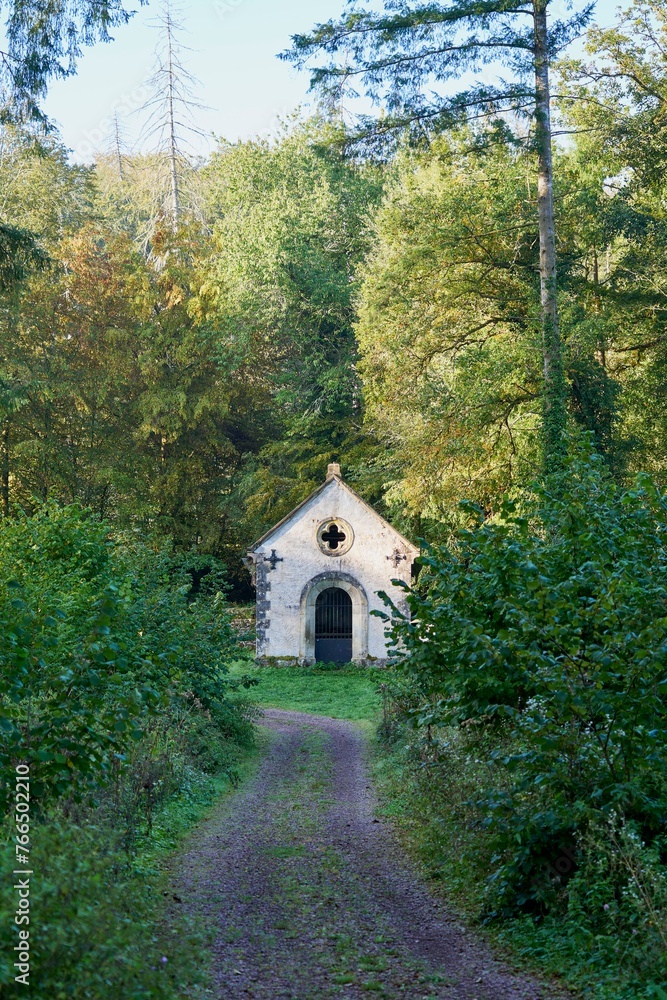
[0,504,258,998]
[374,448,667,999]
[373,717,667,999]
[0,705,258,999]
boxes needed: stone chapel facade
[245,464,419,665]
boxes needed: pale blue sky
[42,0,348,161]
[39,0,619,163]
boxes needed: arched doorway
[315,587,353,663]
[300,573,368,663]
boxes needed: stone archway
[300,572,369,663]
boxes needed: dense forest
[0,119,385,594]
[6,4,667,576]
[3,0,667,997]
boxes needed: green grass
[226,658,381,724]
[134,741,261,875]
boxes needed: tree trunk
[2,422,8,517]
[533,0,566,464]
[113,112,124,181]
[166,10,180,230]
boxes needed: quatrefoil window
[322,523,346,549]
[316,518,354,556]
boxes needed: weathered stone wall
[254,560,271,658]
[250,478,418,664]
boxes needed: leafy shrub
[382,447,667,924]
[375,721,667,998]
[0,504,250,810]
[0,503,255,997]
[0,817,203,1000]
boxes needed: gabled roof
[247,473,419,555]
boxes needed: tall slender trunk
[113,111,124,181]
[533,0,566,464]
[593,249,607,368]
[2,422,9,517]
[166,9,180,230]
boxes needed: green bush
[380,446,667,987]
[0,818,203,1000]
[374,722,667,998]
[0,504,250,809]
[0,503,255,997]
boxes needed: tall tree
[556,0,667,478]
[0,1,143,340]
[139,1,207,229]
[285,0,595,463]
[356,134,543,517]
[198,119,385,544]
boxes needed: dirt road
[175,709,562,1000]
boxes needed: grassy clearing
[226,657,381,725]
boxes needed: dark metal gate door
[315,588,353,663]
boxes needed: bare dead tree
[137,0,209,229]
[106,110,129,181]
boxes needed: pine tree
[138,1,208,229]
[1,0,143,123]
[285,0,596,463]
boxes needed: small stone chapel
[245,464,419,665]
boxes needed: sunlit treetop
[283,0,596,143]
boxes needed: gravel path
[175,709,564,1000]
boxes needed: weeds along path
[174,710,560,1000]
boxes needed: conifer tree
[0,1,140,319]
[139,1,207,229]
[286,0,596,463]
[0,0,142,123]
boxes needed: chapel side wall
[254,481,416,664]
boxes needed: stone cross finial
[326,462,341,479]
[387,548,407,567]
[263,548,283,570]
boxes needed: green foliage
[356,133,543,517]
[0,819,183,999]
[0,502,255,997]
[198,118,385,550]
[284,0,592,144]
[355,122,667,518]
[374,725,667,998]
[0,505,150,806]
[1,0,143,122]
[0,222,46,288]
[0,127,94,241]
[555,1,667,481]
[0,120,388,592]
[3,6,667,574]
[0,706,255,999]
[0,503,248,810]
[381,444,667,920]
